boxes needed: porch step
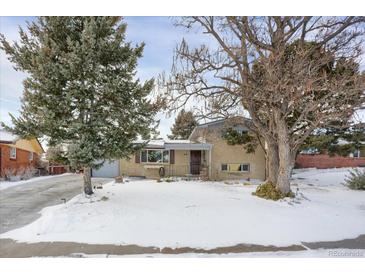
[200,167,209,180]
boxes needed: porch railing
[163,164,209,178]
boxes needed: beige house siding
[120,156,149,177]
[170,150,190,176]
[210,138,266,181]
[120,119,266,181]
[120,149,191,178]
[205,128,266,181]
[120,143,266,181]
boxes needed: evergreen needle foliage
[168,110,198,140]
[0,17,158,194]
[345,169,365,190]
[222,127,258,153]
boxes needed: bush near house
[4,166,38,181]
[252,182,295,201]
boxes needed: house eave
[165,143,212,150]
[133,139,212,150]
[0,140,14,144]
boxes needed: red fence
[296,154,365,169]
[49,165,67,175]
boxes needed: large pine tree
[1,17,158,194]
[168,110,198,140]
[300,122,365,157]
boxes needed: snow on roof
[134,139,193,145]
[134,139,165,147]
[145,140,165,147]
[133,139,165,148]
[133,139,211,150]
[337,138,365,146]
[165,140,193,144]
[0,130,44,153]
[0,130,18,143]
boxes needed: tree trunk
[83,167,93,195]
[275,115,294,195]
[266,141,279,184]
[276,142,294,194]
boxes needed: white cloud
[0,17,29,126]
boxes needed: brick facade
[0,144,40,177]
[296,154,365,169]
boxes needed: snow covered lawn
[0,173,72,190]
[1,168,364,249]
[292,167,356,186]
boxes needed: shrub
[345,168,365,190]
[4,167,37,181]
[21,167,38,180]
[115,176,124,183]
[4,168,17,179]
[252,182,294,201]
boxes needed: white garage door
[92,160,120,178]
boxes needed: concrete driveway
[0,174,111,234]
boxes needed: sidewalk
[1,235,364,257]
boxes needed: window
[29,152,34,161]
[240,164,250,172]
[353,149,360,158]
[148,150,162,162]
[141,150,147,162]
[163,150,169,163]
[9,147,16,159]
[221,163,250,172]
[140,149,170,163]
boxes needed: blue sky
[0,16,215,138]
[1,16,364,140]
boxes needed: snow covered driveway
[1,168,364,249]
[0,174,111,233]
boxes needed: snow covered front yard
[1,168,365,249]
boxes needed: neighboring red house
[0,130,45,178]
[296,141,365,169]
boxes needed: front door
[190,150,201,175]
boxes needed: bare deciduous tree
[159,16,365,195]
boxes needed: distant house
[0,130,45,178]
[93,118,266,180]
[296,139,365,169]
